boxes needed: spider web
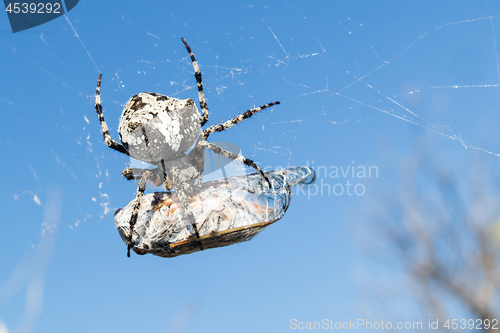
[2,1,500,332]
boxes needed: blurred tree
[379,149,500,332]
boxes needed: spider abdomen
[118,92,201,163]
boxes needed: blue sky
[2,1,500,332]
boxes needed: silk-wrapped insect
[114,167,315,258]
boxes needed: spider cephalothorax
[94,38,280,257]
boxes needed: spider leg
[201,101,280,139]
[198,141,271,187]
[187,137,206,174]
[95,74,129,156]
[196,173,203,188]
[126,169,153,257]
[169,167,203,250]
[122,167,163,186]
[181,38,209,127]
[184,144,205,188]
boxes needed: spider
[94,38,280,257]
